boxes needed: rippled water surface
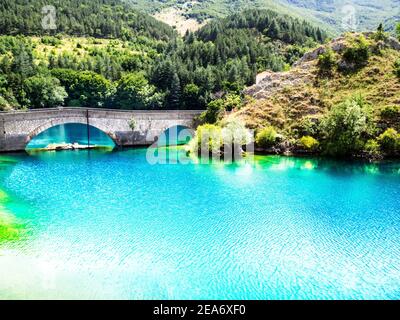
[0,148,399,299]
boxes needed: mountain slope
[125,0,400,34]
[211,32,400,158]
[230,33,400,132]
[282,0,400,33]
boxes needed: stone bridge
[0,108,203,152]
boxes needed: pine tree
[11,43,35,78]
[167,73,181,109]
[267,20,281,39]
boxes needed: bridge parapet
[0,108,202,152]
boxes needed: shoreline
[1,144,399,164]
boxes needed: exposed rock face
[293,36,348,66]
[295,34,400,66]
[386,37,400,50]
[245,61,315,100]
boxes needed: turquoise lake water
[0,147,400,299]
[26,123,116,149]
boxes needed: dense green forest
[0,0,176,40]
[0,0,325,111]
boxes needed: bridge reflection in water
[26,123,116,150]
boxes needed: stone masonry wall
[0,108,202,152]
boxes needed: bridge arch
[25,118,118,148]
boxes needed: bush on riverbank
[198,94,244,125]
[377,128,400,156]
[320,96,374,157]
[188,119,253,156]
[192,93,399,160]
[220,118,253,147]
[381,105,400,120]
[298,136,320,152]
[188,124,223,155]
[363,139,381,158]
[255,127,279,149]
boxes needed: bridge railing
[0,107,204,115]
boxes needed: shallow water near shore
[0,148,399,299]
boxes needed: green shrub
[188,124,223,154]
[299,136,319,151]
[182,83,203,110]
[318,48,336,73]
[41,36,62,46]
[320,95,374,156]
[381,105,400,119]
[364,139,381,157]
[0,95,12,111]
[377,128,400,155]
[116,73,163,110]
[220,118,253,147]
[129,117,136,130]
[255,126,278,148]
[394,59,400,79]
[396,23,400,41]
[342,35,370,67]
[23,75,67,108]
[223,94,242,111]
[295,117,319,137]
[51,69,115,108]
[199,95,243,125]
[199,99,225,124]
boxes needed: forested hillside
[0,0,176,40]
[196,9,325,44]
[0,3,325,111]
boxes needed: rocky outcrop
[295,34,400,66]
[386,36,400,50]
[293,36,348,66]
[245,61,315,100]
